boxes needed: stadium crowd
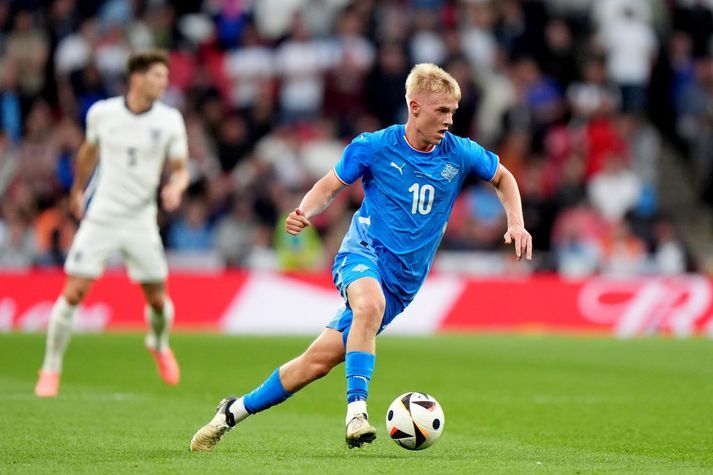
[0,0,712,277]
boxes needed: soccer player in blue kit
[190,63,532,451]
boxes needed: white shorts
[65,218,168,282]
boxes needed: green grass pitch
[1,333,712,473]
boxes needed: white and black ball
[385,392,445,450]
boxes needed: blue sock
[243,369,293,414]
[345,351,375,403]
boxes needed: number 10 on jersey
[409,183,434,215]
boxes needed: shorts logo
[351,264,370,273]
[74,251,82,262]
[441,163,459,182]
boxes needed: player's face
[411,92,458,146]
[138,63,169,100]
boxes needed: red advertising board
[1,271,711,337]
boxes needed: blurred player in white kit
[35,50,189,397]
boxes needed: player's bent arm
[299,170,347,219]
[161,157,189,212]
[490,165,524,227]
[167,158,189,193]
[69,141,99,219]
[72,141,99,192]
[489,164,533,260]
[285,170,347,235]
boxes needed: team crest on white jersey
[441,163,459,182]
[150,128,162,145]
[351,264,370,273]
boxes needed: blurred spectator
[301,119,343,180]
[216,113,252,173]
[168,198,215,251]
[54,19,98,77]
[519,158,558,252]
[5,10,49,98]
[214,195,259,267]
[601,220,647,276]
[553,205,603,278]
[616,114,661,216]
[213,0,251,49]
[588,154,642,222]
[254,125,307,190]
[53,119,83,192]
[504,56,564,149]
[253,0,309,40]
[445,56,479,138]
[0,132,18,195]
[274,14,331,122]
[94,24,130,95]
[274,213,324,271]
[0,59,22,143]
[71,63,109,123]
[459,1,497,75]
[224,24,275,109]
[365,42,408,127]
[567,57,621,122]
[538,18,577,91]
[552,153,587,209]
[651,217,688,274]
[17,101,61,202]
[592,0,654,29]
[324,7,375,125]
[672,0,713,58]
[34,197,75,267]
[449,183,507,250]
[677,56,713,201]
[409,8,446,65]
[595,6,657,114]
[0,202,36,270]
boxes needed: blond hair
[405,63,461,101]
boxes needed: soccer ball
[385,392,444,450]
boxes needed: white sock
[346,400,368,425]
[145,298,174,352]
[228,397,250,425]
[41,297,77,373]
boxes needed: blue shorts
[327,252,410,345]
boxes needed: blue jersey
[333,124,499,300]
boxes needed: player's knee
[351,300,384,332]
[63,287,87,306]
[147,295,165,312]
[352,299,384,321]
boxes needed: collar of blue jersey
[399,124,438,155]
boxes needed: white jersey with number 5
[84,96,188,224]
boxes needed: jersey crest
[441,163,459,182]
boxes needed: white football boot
[345,413,376,448]
[190,397,239,452]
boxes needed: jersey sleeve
[333,133,371,185]
[167,111,189,160]
[85,102,102,145]
[464,138,499,181]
